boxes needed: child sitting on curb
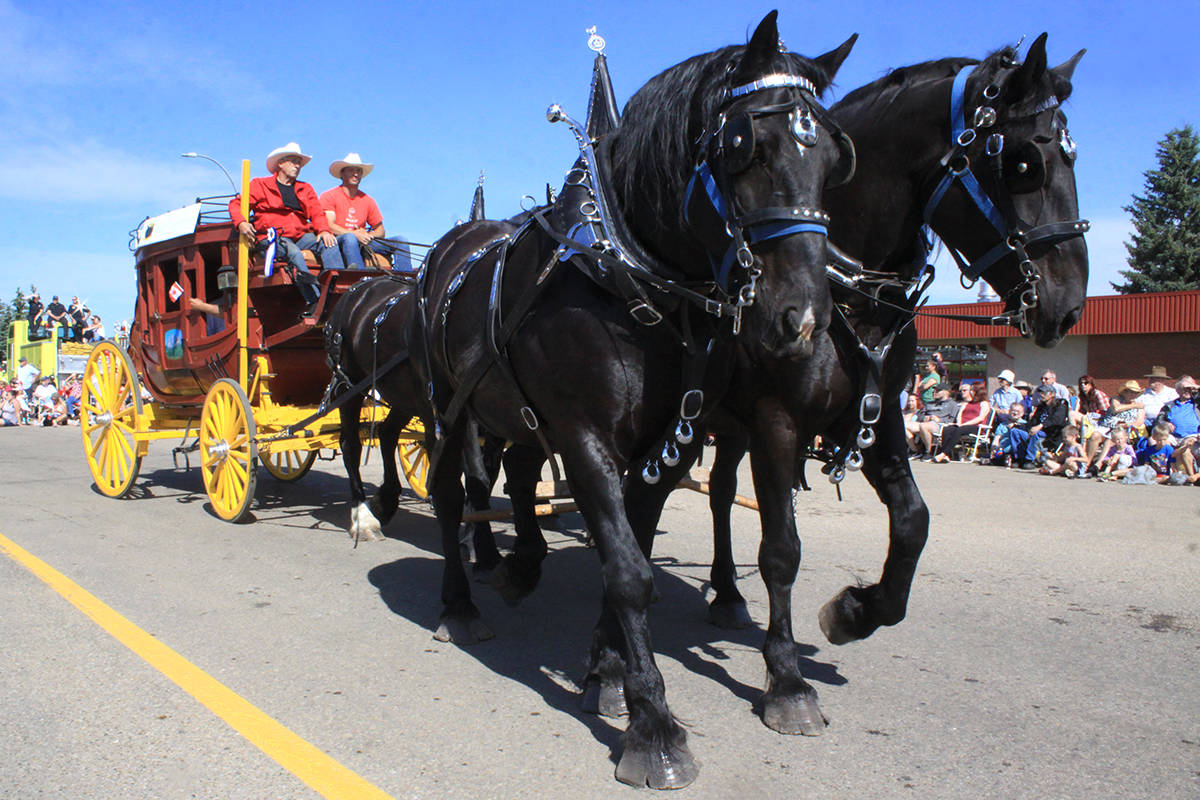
[1168,434,1200,485]
[1138,423,1176,484]
[1041,425,1087,477]
[990,402,1027,466]
[1096,427,1136,481]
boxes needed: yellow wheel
[80,341,143,498]
[262,448,317,481]
[397,417,430,499]
[200,379,257,521]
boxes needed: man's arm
[299,184,334,247]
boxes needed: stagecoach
[80,163,431,521]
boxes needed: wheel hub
[208,440,230,463]
[94,411,113,427]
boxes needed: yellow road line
[0,532,395,800]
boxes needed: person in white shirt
[1036,369,1071,401]
[1137,366,1178,420]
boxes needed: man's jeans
[1007,428,1046,463]
[334,233,395,270]
[265,233,336,304]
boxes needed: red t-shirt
[319,188,383,231]
[228,177,330,239]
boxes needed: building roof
[915,289,1200,341]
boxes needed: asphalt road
[1,426,1197,799]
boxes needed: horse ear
[1051,48,1086,83]
[746,10,780,61]
[812,34,858,85]
[1006,32,1048,102]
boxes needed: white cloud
[0,135,231,207]
[0,0,267,110]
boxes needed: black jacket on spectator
[1030,398,1069,450]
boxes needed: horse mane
[610,44,834,229]
[836,45,1071,120]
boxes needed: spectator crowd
[0,357,81,428]
[24,292,107,343]
[904,359,1200,487]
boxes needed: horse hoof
[818,586,874,645]
[762,690,827,736]
[490,556,540,607]
[349,503,384,543]
[615,741,699,789]
[581,676,627,718]
[707,599,753,629]
[433,616,494,645]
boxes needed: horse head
[926,34,1090,347]
[612,11,856,358]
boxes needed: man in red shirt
[320,153,397,270]
[228,142,341,314]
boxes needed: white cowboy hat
[266,142,312,173]
[329,152,374,179]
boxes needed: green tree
[1,286,35,363]
[1113,125,1200,293]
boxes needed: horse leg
[582,436,705,715]
[707,431,753,628]
[343,396,384,542]
[460,419,502,578]
[818,407,929,644]
[749,406,826,735]
[429,421,492,644]
[564,443,697,789]
[368,409,405,526]
[490,444,548,606]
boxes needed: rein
[919,64,1089,335]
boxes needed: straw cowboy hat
[329,152,374,179]
[1119,380,1143,395]
[266,142,312,173]
[1143,365,1172,381]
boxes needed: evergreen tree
[1113,125,1200,293]
[2,287,34,363]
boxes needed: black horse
[619,34,1089,734]
[412,12,856,789]
[322,276,504,571]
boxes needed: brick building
[915,290,1200,397]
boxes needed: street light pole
[180,152,238,194]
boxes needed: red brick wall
[1086,333,1200,397]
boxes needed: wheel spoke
[89,428,106,461]
[113,428,134,461]
[227,455,248,485]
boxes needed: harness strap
[429,212,564,470]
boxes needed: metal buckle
[680,390,704,420]
[859,393,882,425]
[986,133,1005,157]
[520,406,539,430]
[627,299,663,326]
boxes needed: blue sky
[0,0,1195,331]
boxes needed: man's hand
[353,229,373,246]
[318,231,336,249]
[237,221,257,242]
